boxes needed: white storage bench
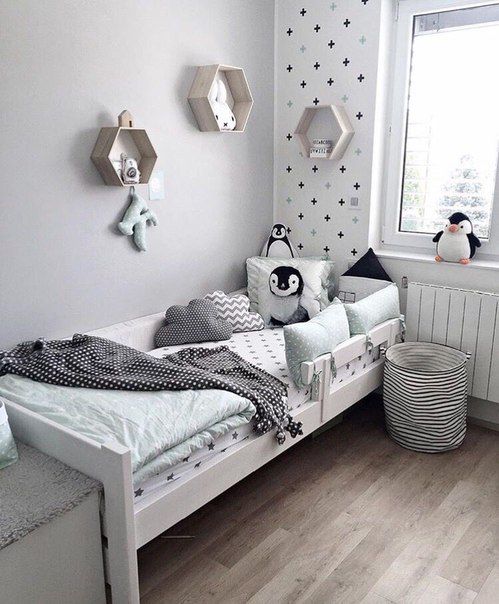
[0,442,106,604]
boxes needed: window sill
[375,249,499,272]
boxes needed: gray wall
[0,0,274,348]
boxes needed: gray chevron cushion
[155,299,233,347]
[205,291,264,333]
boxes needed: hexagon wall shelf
[294,104,354,160]
[91,110,158,186]
[188,64,253,132]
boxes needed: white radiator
[406,282,499,403]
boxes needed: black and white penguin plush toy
[268,266,309,325]
[433,212,481,264]
[262,223,298,258]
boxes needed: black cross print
[134,488,144,497]
[358,73,365,82]
[344,19,351,27]
[286,165,292,173]
[311,197,318,204]
[362,0,369,5]
[312,165,318,173]
[297,243,304,250]
[300,80,307,88]
[351,248,358,256]
[338,231,344,238]
[324,214,331,222]
[328,40,335,49]
[324,245,330,253]
[340,165,346,173]
[298,212,304,220]
[287,226,291,233]
[327,78,334,86]
[312,97,320,105]
[356,112,363,120]
[287,64,293,72]
[339,198,345,206]
[313,61,320,70]
[300,8,307,16]
[314,24,321,33]
[286,133,292,141]
[354,182,360,190]
[287,27,293,36]
[343,57,350,66]
[298,181,304,188]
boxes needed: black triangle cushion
[342,248,392,282]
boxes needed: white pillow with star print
[344,283,400,336]
[283,298,350,387]
[246,256,334,327]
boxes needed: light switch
[149,170,165,201]
[349,197,360,210]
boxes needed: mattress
[134,328,311,503]
[133,337,382,504]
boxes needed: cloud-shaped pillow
[154,299,233,347]
[205,291,264,332]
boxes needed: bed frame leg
[101,443,139,604]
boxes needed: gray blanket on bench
[0,335,302,443]
[0,442,101,550]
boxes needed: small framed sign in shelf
[188,64,253,132]
[294,105,354,160]
[91,111,158,186]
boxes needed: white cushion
[344,283,400,335]
[338,275,392,303]
[283,299,350,386]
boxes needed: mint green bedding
[0,375,255,486]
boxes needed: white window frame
[383,0,499,260]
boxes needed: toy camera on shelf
[120,152,141,185]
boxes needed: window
[384,0,499,257]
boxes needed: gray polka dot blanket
[0,335,303,444]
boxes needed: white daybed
[3,311,401,603]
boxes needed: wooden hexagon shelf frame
[91,111,158,186]
[294,104,354,160]
[188,64,253,132]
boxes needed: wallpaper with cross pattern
[274,0,383,274]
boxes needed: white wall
[274,0,499,298]
[274,0,385,276]
[0,0,274,348]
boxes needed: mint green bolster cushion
[284,299,350,387]
[0,400,18,470]
[344,283,400,336]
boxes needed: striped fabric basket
[383,342,469,453]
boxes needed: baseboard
[468,396,499,432]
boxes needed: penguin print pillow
[246,257,334,327]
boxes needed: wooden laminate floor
[138,396,499,603]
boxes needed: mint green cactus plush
[118,190,158,252]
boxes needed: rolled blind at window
[414,3,499,35]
